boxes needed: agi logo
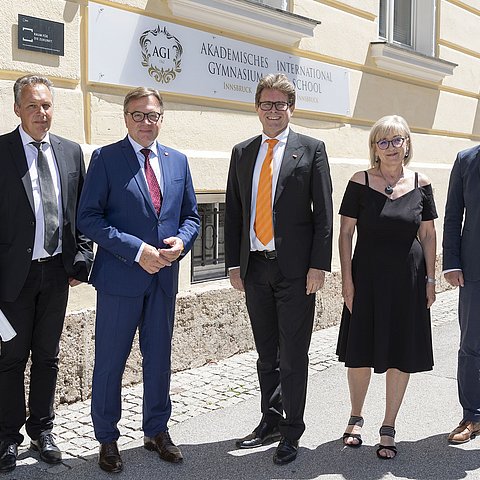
[140,25,183,84]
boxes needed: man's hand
[139,244,170,274]
[444,270,464,288]
[159,237,184,263]
[68,278,82,287]
[229,267,244,292]
[306,268,325,295]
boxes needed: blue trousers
[458,280,480,422]
[91,275,175,443]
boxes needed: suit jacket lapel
[275,130,303,204]
[49,134,68,215]
[121,136,158,217]
[240,136,262,221]
[7,128,34,213]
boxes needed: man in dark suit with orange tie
[225,73,333,465]
[0,75,93,472]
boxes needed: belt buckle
[264,250,277,260]
[37,255,54,263]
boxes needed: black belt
[251,250,277,260]
[32,253,61,263]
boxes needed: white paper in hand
[0,309,16,341]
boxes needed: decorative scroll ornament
[140,25,183,84]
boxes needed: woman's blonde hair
[368,115,412,167]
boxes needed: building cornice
[370,42,457,83]
[167,0,319,45]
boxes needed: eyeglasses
[258,101,291,111]
[376,136,406,150]
[126,111,163,123]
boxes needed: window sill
[369,42,456,83]
[167,0,318,45]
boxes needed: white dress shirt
[127,135,164,262]
[249,127,289,252]
[19,126,63,260]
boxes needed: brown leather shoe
[448,421,480,444]
[98,441,123,473]
[144,431,183,463]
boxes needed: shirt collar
[261,126,289,145]
[128,135,158,158]
[19,125,51,148]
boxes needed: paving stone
[44,289,459,461]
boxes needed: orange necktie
[254,138,279,246]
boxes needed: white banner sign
[88,2,350,116]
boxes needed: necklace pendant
[385,185,394,195]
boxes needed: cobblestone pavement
[14,288,459,474]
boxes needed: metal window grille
[191,202,226,283]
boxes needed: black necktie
[31,142,59,256]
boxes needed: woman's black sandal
[376,425,397,459]
[342,415,364,447]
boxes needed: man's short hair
[14,75,53,106]
[255,73,296,107]
[123,87,164,114]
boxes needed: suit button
[30,221,35,226]
[27,248,32,253]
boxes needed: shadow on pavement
[7,433,480,480]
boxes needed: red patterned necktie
[140,148,162,214]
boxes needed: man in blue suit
[443,145,480,444]
[77,87,199,473]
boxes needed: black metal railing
[191,203,226,283]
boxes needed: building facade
[1,0,479,398]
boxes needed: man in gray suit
[443,145,480,444]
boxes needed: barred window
[191,194,226,283]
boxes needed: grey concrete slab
[5,288,480,480]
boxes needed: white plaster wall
[439,45,480,93]
[0,0,81,79]
[433,92,478,134]
[298,1,377,64]
[440,1,480,53]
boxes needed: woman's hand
[342,280,355,313]
[426,282,436,308]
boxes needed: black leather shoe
[0,441,17,472]
[236,422,282,449]
[30,433,62,464]
[99,441,123,473]
[273,437,299,465]
[144,431,183,463]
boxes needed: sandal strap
[376,444,397,459]
[347,415,364,427]
[379,425,396,438]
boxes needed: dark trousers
[0,256,69,444]
[244,253,315,441]
[91,274,175,444]
[458,280,480,422]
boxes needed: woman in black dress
[337,115,437,459]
